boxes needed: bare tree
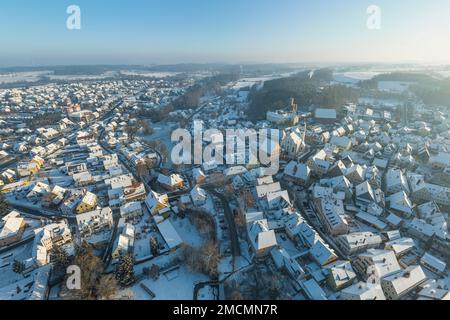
[201,240,220,278]
[62,242,105,300]
[97,274,118,300]
[155,140,168,163]
[0,193,11,217]
[126,125,138,142]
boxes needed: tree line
[247,69,358,120]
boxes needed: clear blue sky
[1,0,450,66]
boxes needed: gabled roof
[249,219,277,251]
[309,240,338,266]
[382,265,426,296]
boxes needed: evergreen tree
[150,237,159,256]
[50,245,70,270]
[0,193,11,217]
[72,241,105,300]
[12,260,25,274]
[115,255,135,287]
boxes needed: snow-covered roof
[284,161,310,181]
[156,219,183,249]
[421,253,447,274]
[309,240,337,266]
[315,108,337,119]
[302,278,328,300]
[381,265,426,297]
[341,282,386,300]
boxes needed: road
[207,189,241,261]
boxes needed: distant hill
[246,68,358,120]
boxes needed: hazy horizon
[1,0,450,67]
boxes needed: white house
[352,249,401,281]
[340,282,386,300]
[381,265,427,300]
[248,219,277,257]
[283,161,311,186]
[336,232,383,257]
[190,186,207,206]
[120,201,143,219]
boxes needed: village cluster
[0,73,449,301]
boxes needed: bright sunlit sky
[1,0,450,66]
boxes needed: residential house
[271,247,305,280]
[314,197,349,236]
[336,232,383,257]
[33,221,73,266]
[120,201,143,219]
[157,173,184,191]
[76,207,114,237]
[75,192,97,214]
[190,186,207,206]
[309,240,338,266]
[72,171,94,187]
[192,168,206,185]
[26,182,51,203]
[112,224,135,259]
[325,260,357,291]
[420,252,447,275]
[281,128,307,159]
[283,161,311,187]
[248,219,277,257]
[384,237,415,257]
[352,249,401,281]
[307,150,331,177]
[387,191,414,218]
[386,168,410,195]
[0,211,27,248]
[340,282,386,300]
[145,190,170,216]
[381,265,427,300]
[17,161,41,178]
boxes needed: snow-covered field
[0,71,52,84]
[0,242,34,289]
[333,71,381,84]
[141,121,178,166]
[231,72,297,90]
[171,217,204,247]
[120,71,180,78]
[130,265,209,300]
[378,80,414,92]
[358,97,402,108]
[48,71,118,81]
[434,70,450,78]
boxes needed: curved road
[208,189,241,260]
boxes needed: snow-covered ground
[47,71,118,81]
[333,71,382,84]
[141,121,178,167]
[358,97,402,108]
[230,72,297,90]
[126,265,209,300]
[171,217,204,247]
[0,71,52,84]
[197,285,217,300]
[378,80,414,93]
[132,215,167,261]
[0,241,34,289]
[120,71,180,78]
